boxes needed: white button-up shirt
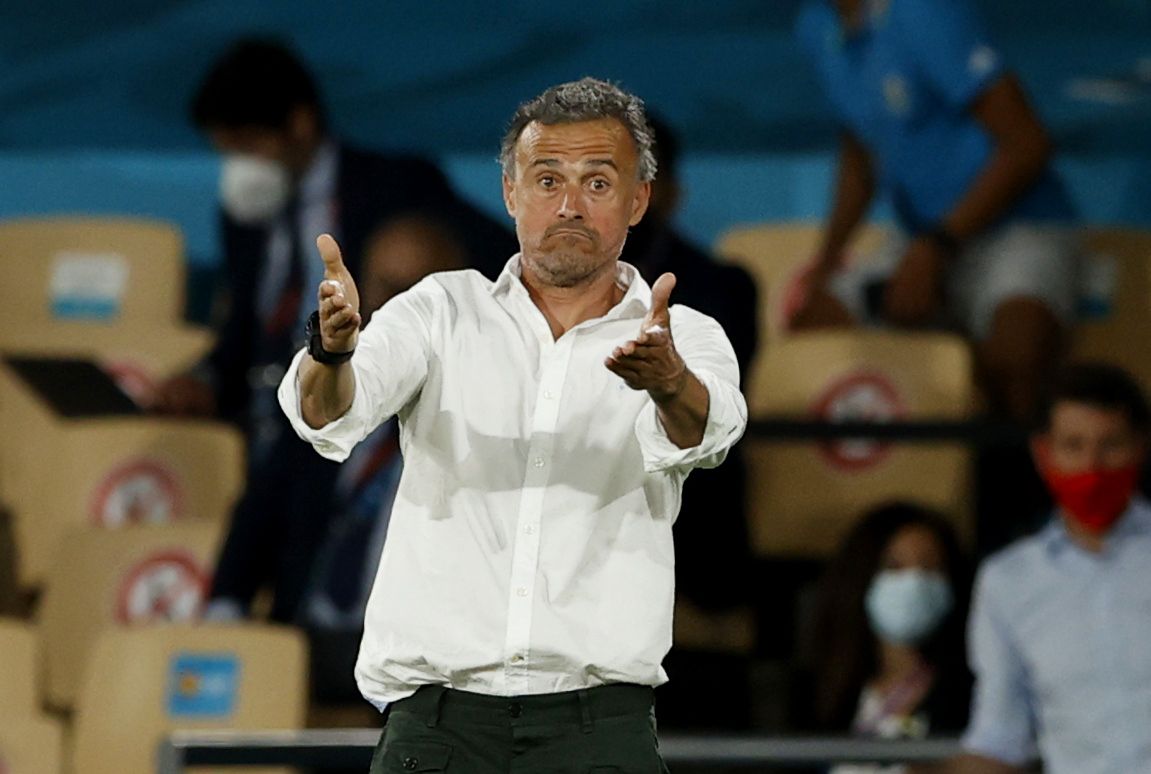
[278,256,747,707]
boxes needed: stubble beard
[524,230,625,289]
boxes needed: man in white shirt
[278,78,747,772]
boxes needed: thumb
[317,233,347,280]
[646,272,676,328]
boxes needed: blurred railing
[158,730,960,772]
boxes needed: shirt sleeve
[277,276,442,461]
[960,560,1039,766]
[893,0,1005,109]
[635,306,748,473]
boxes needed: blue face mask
[865,568,953,646]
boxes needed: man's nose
[556,189,585,219]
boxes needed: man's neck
[1060,511,1108,554]
[520,262,625,340]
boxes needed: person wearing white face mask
[802,502,973,773]
[152,38,517,633]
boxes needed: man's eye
[589,179,609,192]
[539,176,556,188]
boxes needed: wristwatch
[305,311,355,365]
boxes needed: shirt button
[510,653,525,664]
[524,525,535,535]
[403,757,419,770]
[516,587,528,597]
[543,390,555,399]
[533,457,545,468]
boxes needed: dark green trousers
[369,683,670,774]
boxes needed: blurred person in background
[301,214,466,720]
[791,0,1079,424]
[803,502,972,772]
[622,115,759,730]
[155,37,515,623]
[930,362,1151,774]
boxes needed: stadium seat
[71,623,308,774]
[0,618,40,718]
[39,521,225,711]
[744,330,975,557]
[0,715,65,774]
[1072,228,1151,391]
[0,216,186,327]
[3,413,242,588]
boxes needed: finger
[604,357,644,384]
[326,306,358,330]
[317,234,347,279]
[646,272,677,328]
[635,326,671,347]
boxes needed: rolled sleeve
[960,563,1039,766]
[277,276,440,462]
[636,306,748,473]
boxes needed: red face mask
[1040,464,1141,533]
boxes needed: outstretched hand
[316,233,361,354]
[605,272,687,403]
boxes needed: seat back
[1072,228,1151,391]
[9,417,243,587]
[0,619,39,718]
[745,331,975,557]
[39,521,225,710]
[72,624,308,774]
[0,217,185,327]
[0,716,65,774]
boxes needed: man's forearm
[818,132,877,263]
[654,370,709,449]
[298,356,356,429]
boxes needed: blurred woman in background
[807,502,973,771]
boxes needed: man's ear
[502,174,517,219]
[628,180,651,226]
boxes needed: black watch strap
[306,311,355,365]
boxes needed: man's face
[1034,401,1146,474]
[502,118,650,288]
[206,106,319,175]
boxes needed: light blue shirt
[794,0,1074,231]
[962,497,1151,773]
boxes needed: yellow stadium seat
[72,624,308,774]
[0,715,65,774]
[0,216,185,327]
[1072,228,1151,391]
[3,414,243,588]
[0,618,39,718]
[745,330,975,557]
[39,521,225,711]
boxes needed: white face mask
[219,154,292,225]
[865,568,953,646]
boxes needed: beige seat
[745,330,975,557]
[714,220,891,343]
[0,715,65,774]
[5,415,243,587]
[0,618,39,717]
[72,624,308,774]
[1071,228,1151,391]
[0,216,185,327]
[39,521,225,711]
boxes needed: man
[792,0,1080,422]
[279,78,747,772]
[156,38,515,623]
[937,362,1151,773]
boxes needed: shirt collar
[1041,495,1151,555]
[490,254,652,322]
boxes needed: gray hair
[499,77,657,183]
